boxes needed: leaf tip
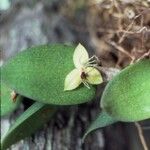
[82,111,117,142]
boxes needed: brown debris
[87,0,150,68]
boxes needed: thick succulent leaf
[1,44,95,105]
[1,102,57,150]
[86,67,103,84]
[1,82,21,116]
[64,69,82,91]
[101,59,150,122]
[73,43,89,68]
[83,111,117,141]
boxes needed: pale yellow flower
[64,43,103,91]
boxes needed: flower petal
[64,69,82,91]
[73,43,89,68]
[85,67,103,85]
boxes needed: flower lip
[81,71,88,80]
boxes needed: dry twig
[108,41,135,61]
[135,122,148,150]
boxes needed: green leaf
[1,102,57,150]
[83,111,117,141]
[1,44,95,105]
[1,82,21,116]
[100,59,150,122]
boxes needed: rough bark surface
[1,1,149,150]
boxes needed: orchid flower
[64,43,103,91]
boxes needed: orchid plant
[1,43,149,150]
